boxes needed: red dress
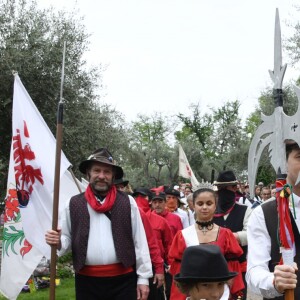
[169,225,244,300]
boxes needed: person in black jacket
[213,170,252,300]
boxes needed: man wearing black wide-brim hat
[213,170,252,300]
[45,148,152,300]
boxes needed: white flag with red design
[0,75,84,299]
[178,144,200,189]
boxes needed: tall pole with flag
[178,144,200,189]
[49,41,66,300]
[0,69,85,299]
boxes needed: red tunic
[154,209,183,238]
[139,209,164,274]
[145,210,173,264]
[169,225,244,300]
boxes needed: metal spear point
[248,8,300,198]
[269,8,287,90]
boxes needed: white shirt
[174,208,190,228]
[59,194,153,285]
[187,209,195,226]
[238,196,253,207]
[222,204,252,246]
[246,195,300,298]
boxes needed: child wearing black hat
[174,244,237,300]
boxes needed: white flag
[0,75,83,299]
[178,144,200,188]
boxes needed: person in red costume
[133,188,173,300]
[169,188,244,300]
[151,192,183,237]
[151,191,183,300]
[165,188,190,228]
[114,183,165,296]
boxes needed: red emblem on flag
[12,121,44,207]
[4,189,20,223]
[186,164,192,177]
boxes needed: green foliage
[56,266,73,279]
[0,277,76,299]
[286,7,300,68]
[57,252,72,264]
[0,159,7,210]
[257,85,298,116]
[0,0,130,188]
[126,112,178,188]
[177,103,213,151]
[56,252,74,278]
[256,162,276,187]
[1,0,300,197]
[176,100,250,182]
[244,110,261,137]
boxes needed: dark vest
[69,190,136,272]
[262,199,300,300]
[213,204,248,263]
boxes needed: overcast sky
[39,0,299,123]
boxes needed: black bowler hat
[79,148,123,179]
[174,245,237,282]
[114,178,129,187]
[213,170,238,187]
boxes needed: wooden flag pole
[49,41,66,300]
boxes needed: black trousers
[148,277,168,300]
[241,271,247,300]
[164,272,172,300]
[75,271,137,300]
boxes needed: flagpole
[68,167,83,193]
[49,41,66,300]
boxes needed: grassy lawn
[0,277,75,300]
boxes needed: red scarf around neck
[85,184,117,212]
[135,195,150,213]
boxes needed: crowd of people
[45,143,300,300]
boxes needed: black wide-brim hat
[79,148,124,180]
[213,170,238,187]
[114,178,129,187]
[165,187,181,198]
[132,187,151,198]
[174,244,237,282]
